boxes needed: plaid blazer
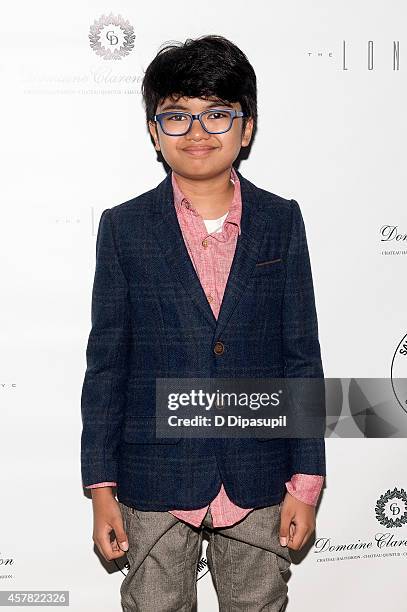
[80,167,326,511]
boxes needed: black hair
[141,34,257,135]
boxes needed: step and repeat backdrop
[1,1,406,610]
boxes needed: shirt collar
[171,166,242,236]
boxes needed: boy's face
[148,95,254,179]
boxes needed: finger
[294,527,313,551]
[110,536,128,557]
[288,524,309,551]
[112,518,129,552]
[95,525,127,561]
[279,508,293,546]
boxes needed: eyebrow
[159,98,234,112]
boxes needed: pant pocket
[118,501,130,534]
[276,544,291,574]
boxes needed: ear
[148,120,161,150]
[241,117,254,147]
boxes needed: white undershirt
[203,211,229,234]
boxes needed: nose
[187,116,210,140]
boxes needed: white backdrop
[1,1,406,610]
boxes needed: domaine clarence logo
[375,488,407,528]
[314,486,407,566]
[89,13,135,60]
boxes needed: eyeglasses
[153,109,247,136]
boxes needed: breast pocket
[253,257,284,277]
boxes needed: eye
[167,113,188,122]
[207,111,229,120]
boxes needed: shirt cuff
[85,482,117,489]
[285,474,324,506]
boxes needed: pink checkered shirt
[87,166,324,527]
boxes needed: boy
[81,34,326,611]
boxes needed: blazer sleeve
[80,208,131,487]
[282,199,326,476]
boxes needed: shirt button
[213,341,224,355]
[202,238,208,248]
[207,294,213,303]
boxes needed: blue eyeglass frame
[153,109,247,136]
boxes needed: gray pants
[119,501,291,612]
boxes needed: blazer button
[213,341,224,355]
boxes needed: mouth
[183,146,217,157]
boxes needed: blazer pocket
[121,416,182,444]
[253,257,284,276]
[255,258,282,267]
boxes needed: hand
[279,491,316,551]
[91,487,129,561]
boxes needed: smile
[183,147,217,157]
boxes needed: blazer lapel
[151,168,270,338]
[214,168,270,340]
[151,173,217,328]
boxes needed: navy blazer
[80,167,326,510]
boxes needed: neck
[173,167,235,219]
